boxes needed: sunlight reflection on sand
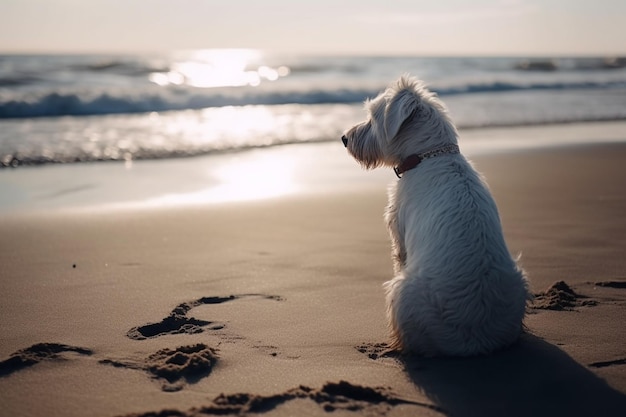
[144,152,299,207]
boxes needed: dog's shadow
[399,334,626,417]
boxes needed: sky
[0,0,624,56]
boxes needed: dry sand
[1,131,626,416]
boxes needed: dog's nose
[341,135,348,147]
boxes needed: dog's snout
[341,135,348,147]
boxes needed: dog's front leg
[385,193,406,275]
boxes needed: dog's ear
[384,87,419,141]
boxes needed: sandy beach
[1,123,626,416]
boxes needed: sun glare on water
[142,49,297,206]
[149,49,289,88]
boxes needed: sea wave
[4,54,626,169]
[69,59,168,75]
[1,78,625,119]
[4,114,626,168]
[2,102,626,168]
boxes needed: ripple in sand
[589,357,626,369]
[594,280,626,289]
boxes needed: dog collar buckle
[394,144,460,178]
[394,154,422,178]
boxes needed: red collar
[394,144,460,178]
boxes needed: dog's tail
[515,251,535,335]
[383,277,406,353]
[514,251,534,301]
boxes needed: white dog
[342,75,529,356]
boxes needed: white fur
[343,75,529,356]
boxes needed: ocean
[1,50,626,168]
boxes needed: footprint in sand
[113,380,443,416]
[1,295,285,392]
[127,294,284,340]
[531,279,626,311]
[531,280,598,311]
[355,342,399,361]
[0,343,93,377]
[100,343,218,392]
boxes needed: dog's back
[386,154,529,356]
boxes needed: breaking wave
[1,78,625,119]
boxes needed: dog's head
[341,75,457,169]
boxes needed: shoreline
[1,118,625,168]
[1,120,626,215]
